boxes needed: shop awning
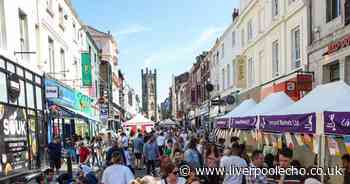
[48,99,101,123]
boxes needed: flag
[344,136,350,154]
[285,133,294,149]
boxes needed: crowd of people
[38,127,350,184]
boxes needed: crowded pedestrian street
[2,0,350,184]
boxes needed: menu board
[0,104,28,177]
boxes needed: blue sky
[72,0,239,103]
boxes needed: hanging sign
[324,111,350,135]
[325,34,350,55]
[260,113,316,133]
[81,52,92,87]
[230,116,257,130]
[45,86,59,98]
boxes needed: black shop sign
[0,105,28,177]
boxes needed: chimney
[232,8,239,22]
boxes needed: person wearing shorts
[133,133,144,169]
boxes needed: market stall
[158,118,178,127]
[260,81,350,184]
[122,114,155,134]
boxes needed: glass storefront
[0,56,44,179]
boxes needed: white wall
[0,0,40,73]
[210,21,241,97]
[237,0,309,89]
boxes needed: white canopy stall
[123,114,155,133]
[158,119,178,127]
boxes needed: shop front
[45,77,100,142]
[0,56,45,181]
[260,72,313,101]
[309,33,350,87]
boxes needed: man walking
[220,143,247,184]
[105,140,126,166]
[102,151,134,184]
[143,136,159,175]
[47,137,62,174]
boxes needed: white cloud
[116,24,152,36]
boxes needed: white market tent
[158,118,177,126]
[266,81,350,115]
[123,114,155,126]
[218,99,257,119]
[235,92,294,117]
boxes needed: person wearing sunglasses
[160,160,186,184]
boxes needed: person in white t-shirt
[220,143,247,184]
[102,151,134,184]
[157,132,166,154]
[121,132,129,150]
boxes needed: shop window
[0,58,4,68]
[7,62,14,73]
[326,0,340,22]
[17,67,24,77]
[0,72,7,102]
[26,70,33,80]
[35,76,41,85]
[0,0,6,49]
[26,82,35,108]
[36,86,42,110]
[329,63,340,82]
[18,80,25,106]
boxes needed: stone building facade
[141,68,157,121]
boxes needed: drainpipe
[306,0,313,73]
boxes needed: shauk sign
[326,34,350,55]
